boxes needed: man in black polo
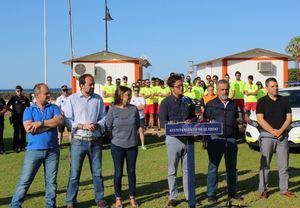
[159,74,196,208]
[0,96,7,154]
[256,77,295,199]
[204,79,241,203]
[7,85,30,152]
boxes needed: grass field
[0,118,299,208]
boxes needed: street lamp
[103,0,113,51]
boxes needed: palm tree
[285,36,300,68]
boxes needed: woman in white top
[130,86,147,150]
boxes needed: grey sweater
[105,105,140,148]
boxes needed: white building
[63,51,151,94]
[195,48,296,88]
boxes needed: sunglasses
[173,85,183,89]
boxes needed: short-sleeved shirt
[130,96,146,119]
[152,85,159,103]
[256,95,291,129]
[0,98,6,123]
[257,88,267,100]
[192,86,204,100]
[157,86,170,104]
[184,91,196,100]
[183,82,189,92]
[244,83,258,102]
[55,95,68,112]
[7,95,30,116]
[121,83,131,89]
[231,80,246,99]
[23,103,62,150]
[140,87,155,105]
[102,84,116,103]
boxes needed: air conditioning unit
[73,63,95,77]
[257,62,272,72]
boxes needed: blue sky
[0,0,299,89]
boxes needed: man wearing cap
[7,85,30,152]
[56,85,70,145]
[121,76,131,88]
[102,76,116,110]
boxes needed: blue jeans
[111,144,138,198]
[66,139,104,206]
[10,148,60,208]
[206,137,237,197]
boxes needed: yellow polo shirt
[102,84,116,103]
[231,80,246,99]
[140,86,155,105]
[244,83,258,102]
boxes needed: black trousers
[0,123,4,151]
[13,118,26,149]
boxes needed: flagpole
[44,0,47,84]
[105,0,108,51]
[69,0,74,60]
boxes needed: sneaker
[230,193,244,200]
[281,191,296,198]
[259,191,268,199]
[97,199,108,208]
[141,145,147,150]
[207,196,217,203]
[166,199,177,208]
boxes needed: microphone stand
[223,108,244,208]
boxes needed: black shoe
[207,196,217,203]
[166,199,177,208]
[230,193,244,200]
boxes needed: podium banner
[165,122,223,136]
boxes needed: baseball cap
[16,85,23,91]
[61,85,68,90]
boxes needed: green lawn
[0,118,299,208]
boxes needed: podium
[165,122,223,208]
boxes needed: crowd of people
[0,71,296,208]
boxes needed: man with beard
[204,79,241,203]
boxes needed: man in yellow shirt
[184,85,196,99]
[151,77,159,128]
[121,76,131,88]
[244,75,258,121]
[140,79,155,129]
[231,71,246,123]
[157,80,170,130]
[192,78,205,100]
[102,76,116,110]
